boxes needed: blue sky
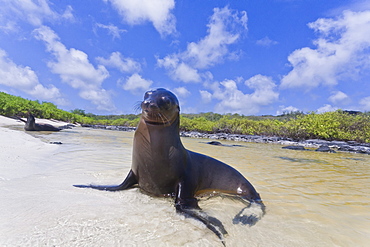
[1,0,370,115]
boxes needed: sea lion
[74,88,265,245]
[18,114,61,131]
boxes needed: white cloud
[0,0,73,29]
[61,5,74,21]
[97,52,141,74]
[173,87,190,98]
[183,7,247,69]
[245,74,279,105]
[281,10,370,89]
[256,36,278,47]
[157,6,247,83]
[328,91,350,105]
[122,73,153,93]
[276,106,300,115]
[200,90,212,103]
[0,21,18,33]
[359,96,370,110]
[207,75,279,115]
[317,104,338,113]
[0,49,65,104]
[157,55,201,83]
[96,23,126,40]
[329,0,370,15]
[33,25,114,111]
[106,0,176,37]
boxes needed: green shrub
[1,91,369,142]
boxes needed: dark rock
[207,141,223,146]
[337,145,354,152]
[282,146,307,151]
[315,145,336,153]
[50,142,62,145]
[347,141,359,145]
[59,124,75,129]
[337,145,370,154]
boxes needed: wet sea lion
[18,114,61,131]
[74,88,265,245]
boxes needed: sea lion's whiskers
[133,101,142,113]
[158,112,169,124]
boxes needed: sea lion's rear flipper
[73,169,138,191]
[35,123,61,131]
[175,182,227,246]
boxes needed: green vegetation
[0,92,139,126]
[1,91,370,142]
[180,111,370,142]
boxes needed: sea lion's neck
[135,116,183,151]
[26,118,35,129]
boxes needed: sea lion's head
[27,113,35,122]
[26,113,35,126]
[141,88,180,125]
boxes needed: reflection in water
[278,156,330,164]
[1,127,369,246]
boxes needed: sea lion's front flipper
[232,198,266,226]
[14,116,27,123]
[73,169,138,191]
[175,182,227,246]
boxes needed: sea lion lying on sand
[18,114,61,131]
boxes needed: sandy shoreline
[0,116,61,180]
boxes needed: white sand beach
[0,116,59,180]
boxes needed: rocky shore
[81,124,136,131]
[180,131,370,155]
[81,124,370,155]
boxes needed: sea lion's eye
[158,96,171,109]
[162,96,171,105]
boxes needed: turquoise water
[1,127,369,246]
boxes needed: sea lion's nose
[143,100,158,109]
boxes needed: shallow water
[1,127,369,246]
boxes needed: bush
[1,91,369,142]
[180,116,216,132]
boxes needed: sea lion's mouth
[142,110,172,125]
[145,120,171,125]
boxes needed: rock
[305,139,330,145]
[315,145,336,153]
[59,124,76,129]
[50,141,62,145]
[329,141,348,147]
[282,146,307,151]
[207,141,223,146]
